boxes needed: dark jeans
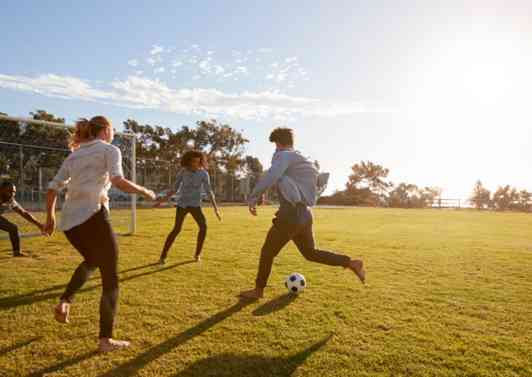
[255,204,351,289]
[160,206,207,260]
[62,208,119,339]
[0,215,20,254]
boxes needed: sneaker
[98,338,131,353]
[54,301,71,324]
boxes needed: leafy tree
[470,180,492,209]
[346,161,392,206]
[492,185,513,211]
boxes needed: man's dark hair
[181,150,206,169]
[269,128,294,146]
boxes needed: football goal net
[0,115,137,238]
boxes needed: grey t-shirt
[174,169,212,208]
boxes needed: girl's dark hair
[1,181,14,189]
[269,127,294,146]
[181,150,206,169]
[70,116,111,149]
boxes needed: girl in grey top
[155,151,221,264]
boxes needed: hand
[248,203,257,216]
[45,216,56,236]
[143,189,156,201]
[215,208,222,221]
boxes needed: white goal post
[0,115,137,237]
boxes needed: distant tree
[0,110,69,189]
[346,161,392,206]
[492,185,513,211]
[518,190,531,212]
[470,181,492,210]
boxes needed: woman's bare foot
[194,255,202,263]
[239,288,264,299]
[348,259,365,284]
[98,338,131,353]
[54,301,71,324]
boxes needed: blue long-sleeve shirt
[248,149,329,207]
[174,168,212,208]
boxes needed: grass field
[1,206,532,377]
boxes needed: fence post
[19,145,24,189]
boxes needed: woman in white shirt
[45,116,156,353]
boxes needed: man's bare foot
[98,338,131,353]
[239,288,264,299]
[13,251,29,257]
[194,255,201,263]
[54,301,71,324]
[348,259,365,284]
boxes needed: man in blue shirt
[155,151,222,263]
[240,128,365,299]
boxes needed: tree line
[470,181,531,212]
[319,161,531,212]
[0,110,263,201]
[318,161,442,208]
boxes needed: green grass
[1,207,532,377]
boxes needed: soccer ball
[285,273,306,294]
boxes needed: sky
[1,0,532,198]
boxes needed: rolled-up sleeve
[105,146,124,179]
[174,170,184,192]
[248,152,291,205]
[48,160,71,191]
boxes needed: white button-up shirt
[48,140,124,231]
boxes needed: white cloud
[150,45,164,55]
[147,57,157,66]
[285,57,297,63]
[0,73,386,120]
[127,59,139,67]
[154,67,165,74]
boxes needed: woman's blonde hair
[69,116,111,149]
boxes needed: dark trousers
[62,208,119,339]
[160,206,207,260]
[255,204,351,289]
[0,215,20,254]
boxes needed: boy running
[0,181,45,256]
[240,128,365,299]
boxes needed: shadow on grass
[252,293,297,316]
[172,334,333,377]
[97,298,257,377]
[0,337,42,357]
[0,261,194,311]
[26,350,98,377]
